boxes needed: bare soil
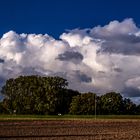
[0,120,140,140]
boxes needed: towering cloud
[0,18,140,101]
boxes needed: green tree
[136,104,140,115]
[1,75,70,115]
[0,99,10,114]
[55,89,80,114]
[0,102,4,114]
[69,92,97,115]
[100,92,124,115]
[122,98,137,115]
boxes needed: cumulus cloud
[91,18,140,55]
[1,18,140,102]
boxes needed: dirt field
[0,120,140,140]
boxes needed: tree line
[0,75,140,115]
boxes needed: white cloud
[0,18,140,100]
[126,77,140,90]
[91,18,138,37]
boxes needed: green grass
[1,114,140,121]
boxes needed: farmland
[0,116,140,140]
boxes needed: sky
[0,0,140,38]
[1,0,140,103]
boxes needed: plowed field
[0,120,140,140]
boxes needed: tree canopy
[1,75,78,115]
[69,93,96,115]
[0,75,139,115]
